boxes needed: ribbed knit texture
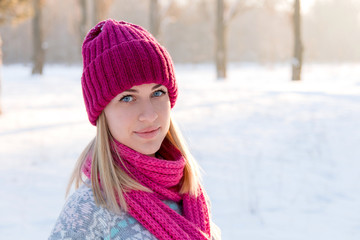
[81,19,178,125]
[82,139,212,240]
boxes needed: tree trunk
[93,0,100,24]
[93,0,113,24]
[0,35,2,115]
[79,0,88,43]
[32,0,45,75]
[149,0,161,39]
[216,0,227,80]
[292,0,303,81]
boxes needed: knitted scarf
[82,138,212,240]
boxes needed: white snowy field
[0,63,360,239]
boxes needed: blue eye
[120,95,134,102]
[153,90,166,97]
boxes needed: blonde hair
[67,112,201,213]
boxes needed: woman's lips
[134,127,160,139]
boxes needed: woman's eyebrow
[123,84,163,93]
[123,89,137,93]
[152,84,163,90]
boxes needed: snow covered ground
[0,63,359,239]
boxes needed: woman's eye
[120,95,134,102]
[153,90,166,97]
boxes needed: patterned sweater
[48,184,183,240]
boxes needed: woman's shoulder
[48,183,160,240]
[48,183,112,239]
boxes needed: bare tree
[0,36,2,115]
[93,0,113,25]
[216,0,226,79]
[32,0,45,75]
[79,0,89,43]
[292,0,302,80]
[150,0,161,38]
[149,0,177,41]
[216,0,247,80]
[0,0,32,114]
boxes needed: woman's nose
[138,100,158,122]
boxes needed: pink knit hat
[81,19,178,125]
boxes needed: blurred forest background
[1,0,359,67]
[1,1,360,238]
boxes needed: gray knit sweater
[48,184,182,240]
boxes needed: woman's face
[104,83,171,157]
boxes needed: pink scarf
[83,139,212,240]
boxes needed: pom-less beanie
[81,19,178,125]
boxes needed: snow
[1,63,360,239]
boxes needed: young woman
[49,19,220,240]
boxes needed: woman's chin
[134,143,161,157]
